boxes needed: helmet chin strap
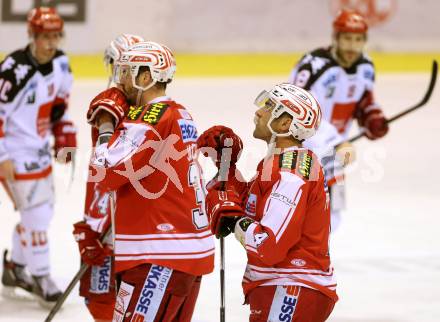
[265,116,291,158]
[132,73,157,106]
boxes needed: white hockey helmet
[254,83,321,141]
[113,41,176,92]
[104,34,144,67]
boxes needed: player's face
[115,65,138,103]
[253,105,274,142]
[32,31,62,64]
[335,32,366,67]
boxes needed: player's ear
[279,113,293,134]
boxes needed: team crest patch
[245,194,257,216]
[113,281,134,322]
[142,103,168,124]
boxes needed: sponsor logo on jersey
[245,194,257,216]
[364,69,374,81]
[323,74,337,88]
[291,258,306,267]
[270,192,294,206]
[132,265,173,322]
[142,103,168,125]
[297,152,312,180]
[90,255,112,294]
[27,92,35,104]
[279,151,297,170]
[178,119,198,143]
[60,61,70,73]
[268,285,300,322]
[156,223,175,232]
[280,151,313,180]
[47,83,54,96]
[113,281,135,322]
[127,105,144,121]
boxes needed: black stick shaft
[220,236,226,322]
[347,60,437,144]
[44,227,112,322]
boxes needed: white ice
[1,73,439,322]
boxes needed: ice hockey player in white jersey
[0,7,76,307]
[288,9,389,230]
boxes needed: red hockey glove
[363,110,389,140]
[197,125,243,169]
[52,120,77,163]
[205,188,245,238]
[73,221,112,266]
[87,87,130,127]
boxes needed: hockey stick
[216,136,234,322]
[347,60,438,143]
[44,225,112,322]
[220,237,226,322]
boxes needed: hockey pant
[112,263,201,322]
[247,285,335,322]
[81,255,117,321]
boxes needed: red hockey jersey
[241,147,337,301]
[91,96,214,276]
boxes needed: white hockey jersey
[289,47,378,140]
[0,46,73,179]
[288,47,381,184]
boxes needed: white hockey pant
[11,201,54,277]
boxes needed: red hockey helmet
[27,7,64,34]
[333,9,368,33]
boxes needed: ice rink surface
[1,73,439,321]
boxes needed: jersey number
[188,163,208,229]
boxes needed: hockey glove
[205,188,244,238]
[87,87,130,128]
[197,125,243,169]
[363,110,389,140]
[52,120,77,163]
[73,221,112,266]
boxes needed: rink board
[0,74,439,321]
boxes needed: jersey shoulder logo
[279,150,316,180]
[142,102,169,125]
[0,50,36,103]
[14,64,31,85]
[1,57,15,72]
[178,118,198,143]
[126,105,144,121]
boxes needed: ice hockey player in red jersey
[288,10,389,230]
[78,41,214,321]
[201,83,337,321]
[0,7,76,307]
[73,34,143,322]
